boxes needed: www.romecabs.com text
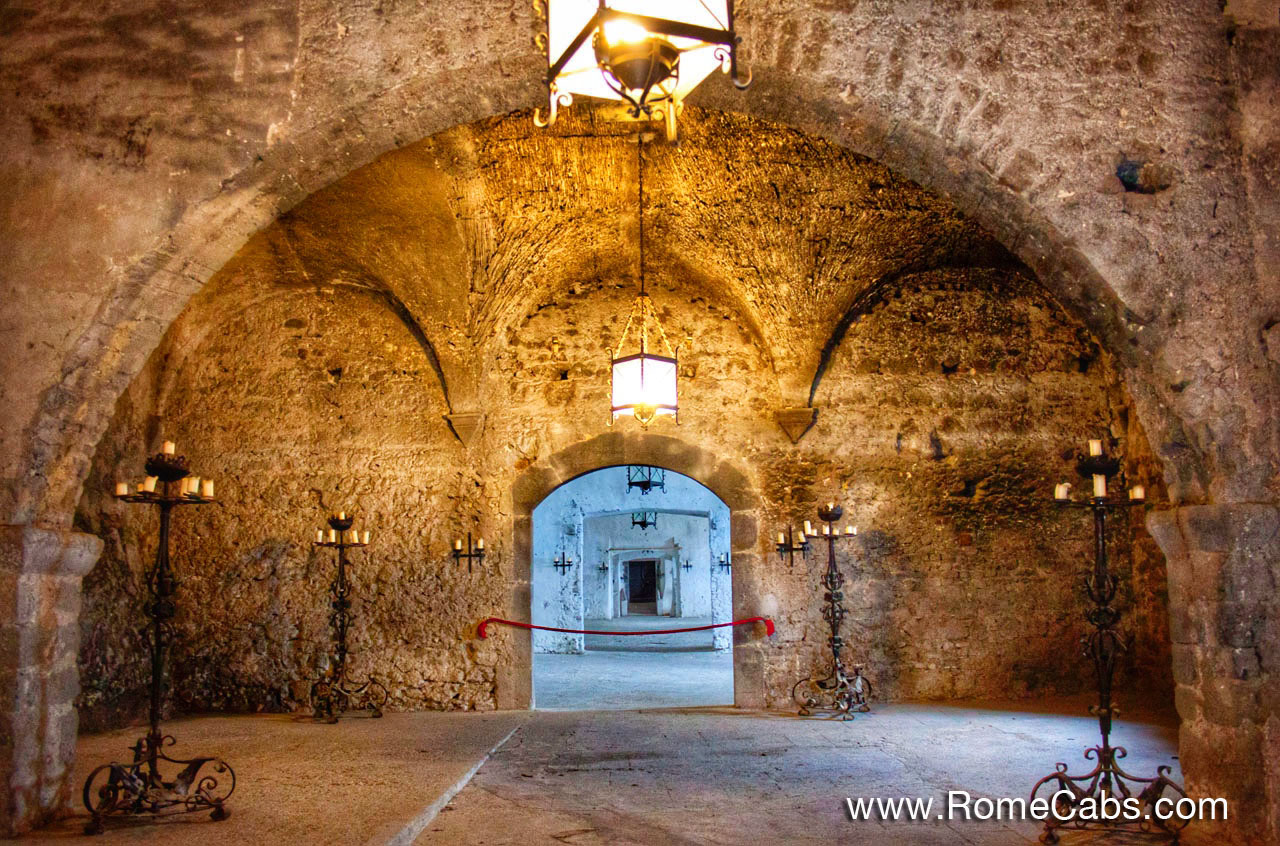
[845,791,1227,823]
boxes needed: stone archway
[2,5,1274,835]
[500,432,765,711]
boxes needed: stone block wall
[72,114,1174,726]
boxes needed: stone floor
[23,698,1192,846]
[423,700,1189,845]
[19,711,527,845]
[535,614,734,711]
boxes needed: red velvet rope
[478,616,775,639]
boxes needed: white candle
[135,482,145,494]
[188,476,200,496]
[845,525,855,535]
[162,441,176,455]
[143,476,158,493]
[455,539,463,551]
[315,530,323,543]
[115,482,129,496]
[1054,483,1069,500]
[1088,440,1103,457]
[362,530,371,544]
[329,529,337,542]
[476,538,484,550]
[338,511,346,520]
[827,501,835,510]
[777,532,785,544]
[1129,485,1145,501]
[822,524,830,535]
[201,479,213,498]
[1093,475,1107,498]
[803,520,813,535]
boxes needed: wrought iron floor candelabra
[82,446,235,835]
[789,503,871,720]
[311,514,387,722]
[1030,443,1187,843]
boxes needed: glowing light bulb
[602,19,650,46]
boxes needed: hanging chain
[612,134,675,361]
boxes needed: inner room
[531,466,734,710]
[3,3,1276,845]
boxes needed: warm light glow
[601,18,650,46]
[611,353,677,424]
[544,1,735,105]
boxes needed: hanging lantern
[611,294,677,425]
[534,0,751,140]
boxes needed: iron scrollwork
[1029,447,1188,843]
[83,451,235,834]
[790,504,872,720]
[310,515,388,722]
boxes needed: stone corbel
[444,411,485,447]
[775,406,818,444]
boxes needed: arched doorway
[530,466,733,710]
[504,432,766,712]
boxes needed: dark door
[628,559,657,603]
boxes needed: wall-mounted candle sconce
[453,532,486,573]
[717,553,731,573]
[774,523,811,567]
[552,548,574,575]
[681,558,692,572]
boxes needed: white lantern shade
[547,0,732,103]
[611,352,677,421]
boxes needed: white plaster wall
[582,513,712,619]
[532,467,731,653]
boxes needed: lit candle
[827,501,835,510]
[455,539,463,551]
[201,479,214,498]
[777,532,785,544]
[845,525,855,535]
[1054,483,1069,500]
[803,520,813,535]
[143,476,158,493]
[822,524,830,535]
[1088,440,1103,457]
[115,482,129,496]
[339,511,346,520]
[1129,485,1145,501]
[1093,475,1107,498]
[162,441,176,455]
[476,538,484,550]
[315,530,323,543]
[329,529,337,543]
[362,531,371,544]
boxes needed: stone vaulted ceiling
[212,107,1019,408]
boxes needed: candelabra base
[82,734,235,835]
[1030,745,1188,843]
[792,666,871,720]
[311,671,389,723]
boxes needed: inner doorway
[530,466,734,710]
[626,559,658,614]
